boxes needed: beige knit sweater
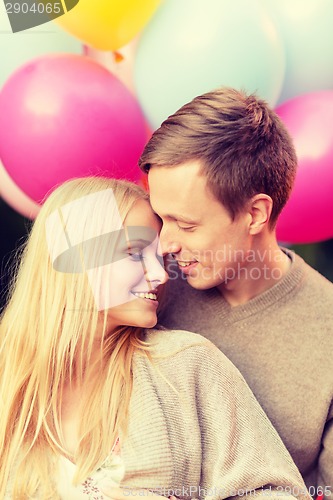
[159,249,333,499]
[6,329,311,499]
[119,328,310,500]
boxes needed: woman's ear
[247,194,273,235]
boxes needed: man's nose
[159,224,181,256]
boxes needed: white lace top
[57,438,124,499]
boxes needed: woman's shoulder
[144,326,208,352]
[143,326,238,373]
[139,327,243,388]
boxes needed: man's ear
[247,194,273,235]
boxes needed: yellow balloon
[55,0,161,51]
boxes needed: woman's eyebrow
[123,226,158,249]
[123,238,155,250]
[128,238,151,245]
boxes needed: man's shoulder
[294,252,333,299]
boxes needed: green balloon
[135,0,285,129]
[265,0,333,104]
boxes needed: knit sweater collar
[198,248,304,324]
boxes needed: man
[138,87,333,498]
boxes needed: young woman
[0,177,309,500]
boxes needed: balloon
[135,0,285,129]
[84,36,139,96]
[55,0,160,51]
[0,54,147,203]
[0,9,82,90]
[264,0,333,104]
[276,91,333,244]
[0,162,40,219]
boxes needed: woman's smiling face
[88,199,168,330]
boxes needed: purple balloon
[276,91,333,243]
[0,54,146,203]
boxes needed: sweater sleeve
[317,401,333,500]
[195,343,311,500]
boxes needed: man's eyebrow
[163,214,200,224]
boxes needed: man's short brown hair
[139,87,297,228]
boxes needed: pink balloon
[84,36,139,97]
[0,54,147,203]
[0,161,40,219]
[276,91,333,243]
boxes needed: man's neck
[218,238,291,307]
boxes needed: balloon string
[113,51,124,63]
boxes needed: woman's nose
[143,244,169,287]
[147,258,169,287]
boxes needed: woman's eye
[128,249,144,261]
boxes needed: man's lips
[174,259,198,272]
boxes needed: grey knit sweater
[120,328,310,500]
[158,250,333,498]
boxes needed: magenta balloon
[276,91,333,243]
[0,161,40,219]
[0,54,146,203]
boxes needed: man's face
[148,161,252,292]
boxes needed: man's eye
[177,223,195,232]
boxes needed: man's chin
[185,275,218,291]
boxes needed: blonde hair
[0,176,151,498]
